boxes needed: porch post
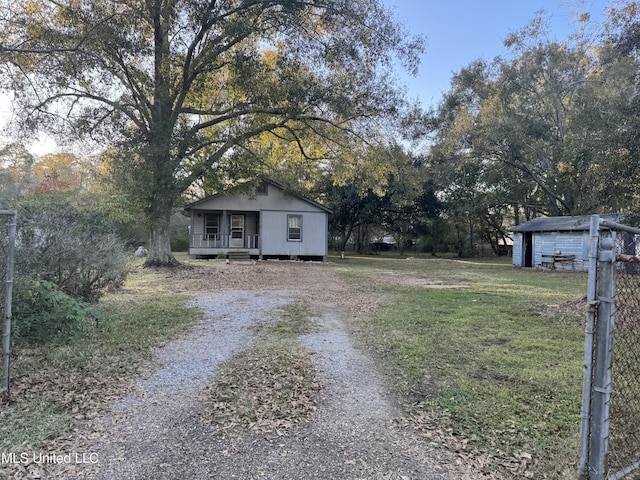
[221,210,228,248]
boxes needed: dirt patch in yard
[542,296,587,324]
[367,271,470,290]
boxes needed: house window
[204,214,219,239]
[255,182,268,195]
[287,215,302,241]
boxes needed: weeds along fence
[1,210,17,399]
[579,216,640,480]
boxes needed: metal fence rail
[579,216,640,480]
[1,210,17,398]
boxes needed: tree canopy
[427,5,640,235]
[0,0,424,264]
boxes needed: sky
[382,0,611,108]
[1,0,613,155]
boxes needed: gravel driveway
[45,262,456,479]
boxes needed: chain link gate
[1,210,17,398]
[579,215,640,480]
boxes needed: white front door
[230,215,244,248]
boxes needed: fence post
[578,215,601,478]
[1,210,17,399]
[589,233,616,479]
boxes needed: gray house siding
[260,210,328,257]
[533,232,589,271]
[185,181,331,259]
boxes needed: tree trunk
[397,233,405,256]
[340,223,356,253]
[356,224,369,254]
[468,214,475,257]
[145,208,180,267]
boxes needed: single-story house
[184,180,332,260]
[511,215,621,271]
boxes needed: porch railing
[245,234,259,249]
[190,234,259,250]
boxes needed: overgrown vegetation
[7,193,131,343]
[11,277,102,342]
[336,256,587,479]
[15,193,130,302]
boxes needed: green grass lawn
[335,256,587,479]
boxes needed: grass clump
[264,301,316,337]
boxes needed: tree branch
[179,119,291,190]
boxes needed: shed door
[523,232,533,267]
[230,215,244,248]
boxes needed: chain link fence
[579,217,640,479]
[1,210,17,398]
[607,233,640,479]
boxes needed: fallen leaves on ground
[402,411,544,479]
[200,341,321,436]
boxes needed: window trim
[255,182,268,195]
[287,214,302,242]
[204,213,219,239]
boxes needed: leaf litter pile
[200,340,321,435]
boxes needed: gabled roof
[511,215,620,233]
[184,179,332,213]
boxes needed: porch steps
[227,250,251,262]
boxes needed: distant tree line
[323,3,640,256]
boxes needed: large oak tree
[429,8,640,227]
[0,0,423,265]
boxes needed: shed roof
[511,215,619,233]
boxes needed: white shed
[184,180,332,260]
[511,215,620,271]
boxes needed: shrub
[170,237,189,252]
[15,193,130,301]
[12,277,102,342]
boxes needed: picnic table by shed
[511,215,622,271]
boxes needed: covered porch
[188,210,261,258]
